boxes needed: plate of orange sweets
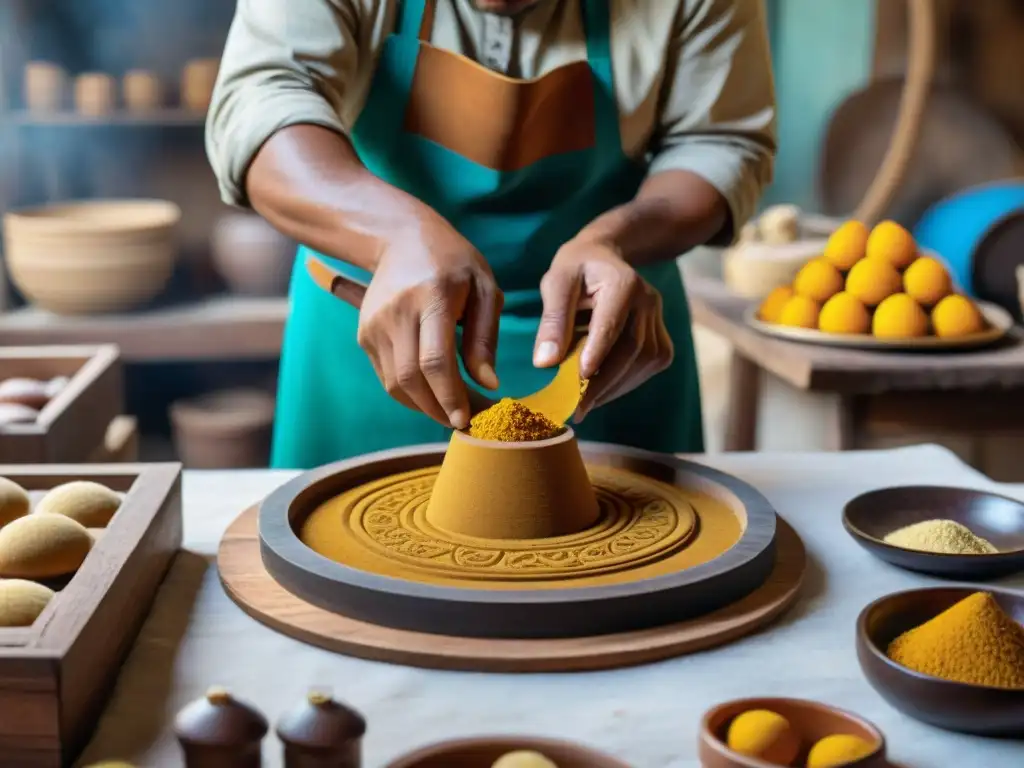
[746,219,1013,350]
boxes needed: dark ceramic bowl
[384,736,631,768]
[857,586,1024,736]
[843,485,1024,579]
[698,697,887,768]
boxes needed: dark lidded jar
[276,690,367,767]
[173,686,269,767]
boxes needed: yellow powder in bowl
[882,519,997,555]
[886,591,1024,689]
[467,398,564,442]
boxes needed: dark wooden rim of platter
[258,441,778,639]
[219,509,804,672]
[384,735,632,768]
[843,484,1024,559]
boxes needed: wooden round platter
[217,442,806,672]
[258,442,779,639]
[744,300,1012,351]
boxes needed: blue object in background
[912,181,1024,297]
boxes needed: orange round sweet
[873,293,929,339]
[793,258,844,303]
[778,295,820,329]
[866,220,918,269]
[819,292,870,335]
[758,286,795,324]
[903,256,953,306]
[931,295,985,338]
[845,257,903,307]
[823,220,868,271]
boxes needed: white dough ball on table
[758,204,801,245]
[492,750,559,768]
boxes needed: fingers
[461,274,502,390]
[577,287,675,418]
[535,266,582,368]
[576,313,644,420]
[579,272,638,378]
[419,303,471,429]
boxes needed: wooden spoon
[305,256,589,422]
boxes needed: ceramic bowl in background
[699,697,887,768]
[211,213,295,296]
[122,70,162,112]
[722,240,827,299]
[23,61,66,113]
[170,388,275,469]
[73,72,116,117]
[385,736,631,768]
[3,199,181,315]
[856,586,1024,736]
[181,58,219,112]
[843,485,1024,579]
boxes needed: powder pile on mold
[468,398,564,442]
[882,519,997,555]
[886,591,1024,689]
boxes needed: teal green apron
[271,0,703,469]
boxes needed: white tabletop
[79,445,1024,767]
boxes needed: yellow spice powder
[883,519,997,555]
[468,398,564,442]
[886,591,1024,689]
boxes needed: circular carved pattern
[302,465,697,582]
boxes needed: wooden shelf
[0,296,288,362]
[6,109,205,128]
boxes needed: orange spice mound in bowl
[886,592,1024,689]
[468,398,565,442]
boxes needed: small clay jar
[277,690,366,767]
[23,61,66,113]
[123,69,162,112]
[181,59,219,112]
[74,72,116,117]
[174,687,268,768]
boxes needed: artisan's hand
[534,236,673,420]
[358,215,502,430]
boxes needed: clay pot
[3,199,180,315]
[73,72,116,117]
[211,214,294,296]
[170,389,275,469]
[123,70,162,112]
[23,61,66,113]
[181,59,219,112]
[425,428,599,540]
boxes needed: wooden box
[0,463,182,767]
[0,345,123,464]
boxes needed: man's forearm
[575,170,729,267]
[245,124,438,272]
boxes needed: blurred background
[0,0,1023,474]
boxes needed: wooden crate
[0,345,123,464]
[0,463,182,767]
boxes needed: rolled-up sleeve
[205,0,361,207]
[649,0,777,244]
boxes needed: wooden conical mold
[425,428,599,540]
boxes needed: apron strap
[580,0,619,153]
[419,0,436,41]
[396,0,432,40]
